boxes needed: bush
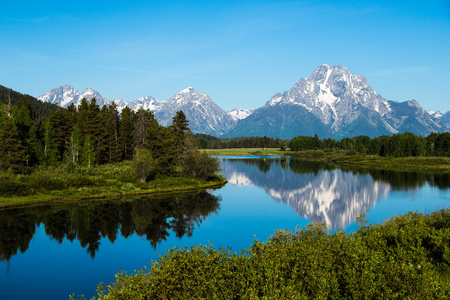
[0,178,32,197]
[181,151,220,181]
[83,208,450,299]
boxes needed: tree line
[289,132,450,157]
[194,131,449,158]
[194,134,286,149]
[0,96,218,181]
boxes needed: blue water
[1,157,448,300]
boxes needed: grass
[0,161,227,209]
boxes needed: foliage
[195,134,286,150]
[289,132,450,158]
[77,208,450,299]
[133,148,154,182]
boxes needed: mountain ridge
[36,65,448,138]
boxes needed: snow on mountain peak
[180,87,194,94]
[228,108,255,121]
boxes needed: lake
[1,156,449,300]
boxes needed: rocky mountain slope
[226,65,444,138]
[37,65,448,138]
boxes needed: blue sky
[1,0,449,112]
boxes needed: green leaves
[89,208,450,299]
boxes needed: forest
[0,86,219,184]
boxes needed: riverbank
[205,148,450,172]
[0,161,227,210]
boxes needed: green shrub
[82,208,450,300]
[0,178,32,196]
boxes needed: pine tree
[106,103,121,163]
[77,98,89,135]
[0,117,25,172]
[144,120,176,175]
[171,110,190,165]
[119,107,135,160]
[133,108,154,150]
[49,106,71,161]
[85,98,102,163]
[44,121,58,166]
[12,104,34,166]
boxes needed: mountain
[111,99,127,111]
[427,110,443,120]
[226,65,443,139]
[38,85,111,108]
[127,96,160,111]
[0,84,57,123]
[228,108,255,121]
[440,111,450,130]
[37,66,447,139]
[384,100,443,137]
[154,87,236,136]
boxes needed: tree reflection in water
[0,191,220,262]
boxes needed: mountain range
[37,65,449,139]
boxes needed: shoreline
[206,149,450,172]
[0,177,227,210]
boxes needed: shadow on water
[0,191,221,262]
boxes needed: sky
[1,0,449,112]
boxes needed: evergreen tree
[86,99,102,163]
[0,117,25,172]
[119,107,135,160]
[133,108,154,150]
[28,124,44,165]
[43,121,58,166]
[77,98,90,135]
[171,110,190,165]
[49,106,71,161]
[144,119,176,175]
[12,104,34,165]
[106,103,121,163]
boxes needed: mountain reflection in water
[220,157,449,229]
[0,191,220,262]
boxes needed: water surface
[1,157,448,299]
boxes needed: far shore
[204,148,450,172]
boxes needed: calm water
[1,156,449,300]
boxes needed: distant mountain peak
[228,108,255,121]
[180,86,195,94]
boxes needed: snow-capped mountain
[427,110,443,120]
[228,108,255,121]
[127,96,161,111]
[111,99,127,111]
[226,65,444,138]
[154,87,237,136]
[38,85,111,108]
[37,66,447,138]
